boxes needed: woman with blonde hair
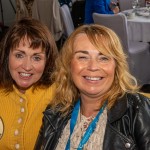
[35,24,150,150]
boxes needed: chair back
[60,4,74,37]
[93,13,129,53]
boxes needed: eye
[98,55,109,62]
[76,54,90,61]
[78,56,88,59]
[33,56,41,61]
[15,53,23,58]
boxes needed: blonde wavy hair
[51,24,139,115]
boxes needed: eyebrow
[74,50,102,55]
[74,50,89,54]
[13,49,45,55]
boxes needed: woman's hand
[112,6,120,13]
[110,2,120,14]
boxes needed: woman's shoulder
[126,92,150,109]
[43,104,63,119]
[0,88,8,95]
[32,83,57,96]
[108,92,150,121]
[42,104,71,128]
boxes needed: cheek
[8,54,14,69]
[102,62,116,77]
[107,64,116,79]
[70,60,80,83]
[8,58,19,72]
[71,60,76,72]
[71,59,86,72]
[35,64,46,74]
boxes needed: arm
[34,115,49,149]
[110,2,120,14]
[34,107,56,150]
[94,0,114,14]
[134,94,150,149]
[34,107,68,150]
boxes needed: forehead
[73,34,94,50]
[12,36,44,51]
[73,33,104,52]
[11,40,44,54]
[73,33,106,47]
[72,33,116,58]
[73,33,88,43]
[19,37,31,46]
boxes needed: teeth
[20,73,31,77]
[85,76,102,81]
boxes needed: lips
[84,76,103,81]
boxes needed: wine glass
[146,0,150,16]
[132,0,138,12]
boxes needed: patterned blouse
[56,108,107,150]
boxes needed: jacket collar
[44,105,72,130]
[44,93,130,126]
[108,93,128,123]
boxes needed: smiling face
[8,37,46,93]
[71,33,116,101]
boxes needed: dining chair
[59,4,74,38]
[93,13,150,85]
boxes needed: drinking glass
[145,0,150,14]
[132,0,138,10]
[146,0,150,16]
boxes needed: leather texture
[34,93,150,150]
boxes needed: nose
[22,57,33,71]
[87,59,99,71]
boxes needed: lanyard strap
[65,99,106,150]
[65,100,80,150]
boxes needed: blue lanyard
[65,99,106,150]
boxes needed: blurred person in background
[84,0,119,24]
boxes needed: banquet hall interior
[0,0,150,94]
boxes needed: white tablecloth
[122,8,150,42]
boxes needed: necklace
[70,111,95,149]
[80,113,95,134]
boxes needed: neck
[19,89,25,94]
[80,98,103,118]
[14,84,26,94]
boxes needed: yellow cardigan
[0,84,56,150]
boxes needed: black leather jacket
[34,93,150,150]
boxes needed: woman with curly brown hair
[0,17,58,149]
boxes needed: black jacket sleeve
[133,94,150,150]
